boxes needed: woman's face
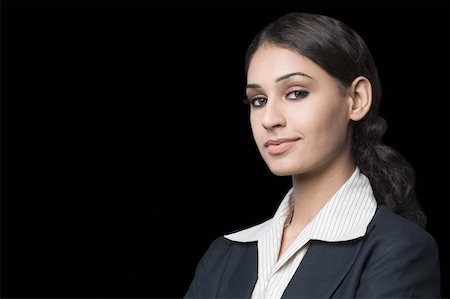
[246,45,354,176]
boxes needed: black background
[2,1,449,298]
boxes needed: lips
[264,138,300,155]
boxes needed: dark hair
[245,12,427,228]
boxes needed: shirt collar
[224,167,377,243]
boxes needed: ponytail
[353,113,427,228]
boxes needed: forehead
[247,45,325,82]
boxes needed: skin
[246,44,372,259]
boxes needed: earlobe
[349,76,372,121]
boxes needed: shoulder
[185,235,258,298]
[204,235,235,257]
[371,205,436,243]
[355,205,441,297]
[201,235,256,262]
[193,235,257,282]
[365,204,439,258]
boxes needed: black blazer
[185,205,440,298]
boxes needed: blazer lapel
[219,242,258,298]
[282,237,365,298]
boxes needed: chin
[263,156,300,176]
[268,165,298,176]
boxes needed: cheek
[313,107,349,144]
[250,112,268,151]
[295,103,349,142]
[250,117,263,139]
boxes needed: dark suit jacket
[184,205,441,298]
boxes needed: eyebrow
[246,72,314,89]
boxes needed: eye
[286,89,309,100]
[245,97,268,108]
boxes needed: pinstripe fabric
[224,167,377,299]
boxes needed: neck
[289,158,356,229]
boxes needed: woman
[184,12,440,298]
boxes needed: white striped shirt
[224,167,377,299]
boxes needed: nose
[261,98,286,130]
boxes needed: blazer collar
[282,237,367,298]
[283,217,377,298]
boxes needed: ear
[348,76,372,121]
